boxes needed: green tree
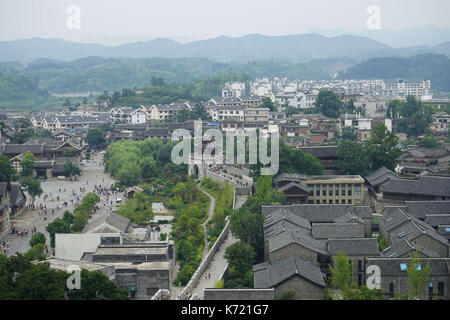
[366,124,402,172]
[29,232,46,248]
[224,241,255,288]
[46,218,71,248]
[406,251,432,299]
[336,140,368,176]
[329,251,353,290]
[340,126,356,141]
[260,97,276,112]
[421,136,440,148]
[64,161,81,177]
[21,178,43,203]
[20,151,35,177]
[24,243,46,261]
[0,154,16,183]
[117,162,142,187]
[63,211,74,225]
[315,90,343,118]
[72,210,89,232]
[68,270,129,300]
[85,128,106,147]
[63,98,71,107]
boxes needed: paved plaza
[1,152,119,256]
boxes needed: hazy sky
[1,0,449,45]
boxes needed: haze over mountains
[1,33,450,64]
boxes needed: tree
[63,98,71,107]
[24,243,46,261]
[336,140,369,176]
[117,162,142,187]
[64,161,81,177]
[366,124,402,172]
[340,126,356,141]
[40,130,52,138]
[72,210,89,232]
[260,97,276,112]
[20,151,35,177]
[421,136,441,149]
[68,270,129,300]
[21,178,43,203]
[329,251,353,290]
[63,211,74,225]
[407,251,432,299]
[85,128,106,147]
[29,232,46,247]
[315,90,343,118]
[224,241,255,288]
[278,142,323,175]
[0,154,16,183]
[46,218,71,248]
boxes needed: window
[322,185,327,196]
[329,185,333,196]
[355,184,361,197]
[348,199,352,204]
[348,184,352,196]
[342,199,346,204]
[316,185,320,196]
[438,282,444,296]
[329,200,333,204]
[341,184,346,196]
[358,260,363,272]
[307,184,313,193]
[335,184,339,196]
[429,283,434,297]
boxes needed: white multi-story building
[222,82,246,98]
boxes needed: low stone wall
[178,216,231,299]
[204,289,275,300]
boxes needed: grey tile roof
[425,215,450,227]
[406,201,450,220]
[253,255,326,289]
[299,146,337,158]
[380,238,440,258]
[277,181,311,194]
[327,238,380,256]
[262,204,372,223]
[83,212,130,234]
[380,207,450,249]
[364,167,398,187]
[10,185,26,207]
[379,176,450,198]
[367,258,450,276]
[312,223,365,239]
[274,173,308,185]
[1,144,44,155]
[268,229,328,256]
[333,212,364,224]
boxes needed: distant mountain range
[1,33,450,64]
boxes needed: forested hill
[338,54,450,92]
[0,71,49,105]
[3,57,330,94]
